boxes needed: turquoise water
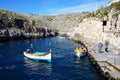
[0,37,104,80]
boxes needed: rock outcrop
[0,9,58,42]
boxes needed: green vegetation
[109,1,120,18]
[86,1,120,19]
[85,6,109,20]
[109,1,120,11]
[85,12,95,18]
[96,6,108,19]
[108,2,120,17]
[85,6,110,20]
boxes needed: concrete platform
[85,41,120,79]
[91,52,120,79]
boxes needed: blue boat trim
[34,52,45,54]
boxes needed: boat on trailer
[23,50,51,62]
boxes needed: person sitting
[30,44,34,53]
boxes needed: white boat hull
[75,52,86,58]
[23,52,51,62]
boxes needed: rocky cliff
[72,1,120,49]
[0,9,58,42]
[0,9,89,41]
[0,0,120,49]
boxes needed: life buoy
[104,71,111,79]
[95,64,101,70]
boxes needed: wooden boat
[74,49,86,58]
[23,50,51,62]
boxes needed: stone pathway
[84,41,120,79]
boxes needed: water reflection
[24,57,52,76]
[75,57,81,63]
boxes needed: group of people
[98,41,109,53]
[75,44,88,53]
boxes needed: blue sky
[0,0,110,14]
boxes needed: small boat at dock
[23,50,51,62]
[74,45,87,58]
[74,49,86,58]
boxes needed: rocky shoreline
[0,28,58,42]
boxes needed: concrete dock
[84,40,120,79]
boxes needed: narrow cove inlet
[0,0,120,80]
[0,37,104,80]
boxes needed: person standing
[105,41,109,52]
[98,42,103,53]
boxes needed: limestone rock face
[74,18,103,41]
[105,8,120,47]
[117,14,120,31]
[50,13,88,32]
[107,8,120,31]
[72,8,120,49]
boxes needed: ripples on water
[24,57,52,76]
[0,37,104,80]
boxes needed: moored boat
[74,49,86,58]
[23,50,51,62]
